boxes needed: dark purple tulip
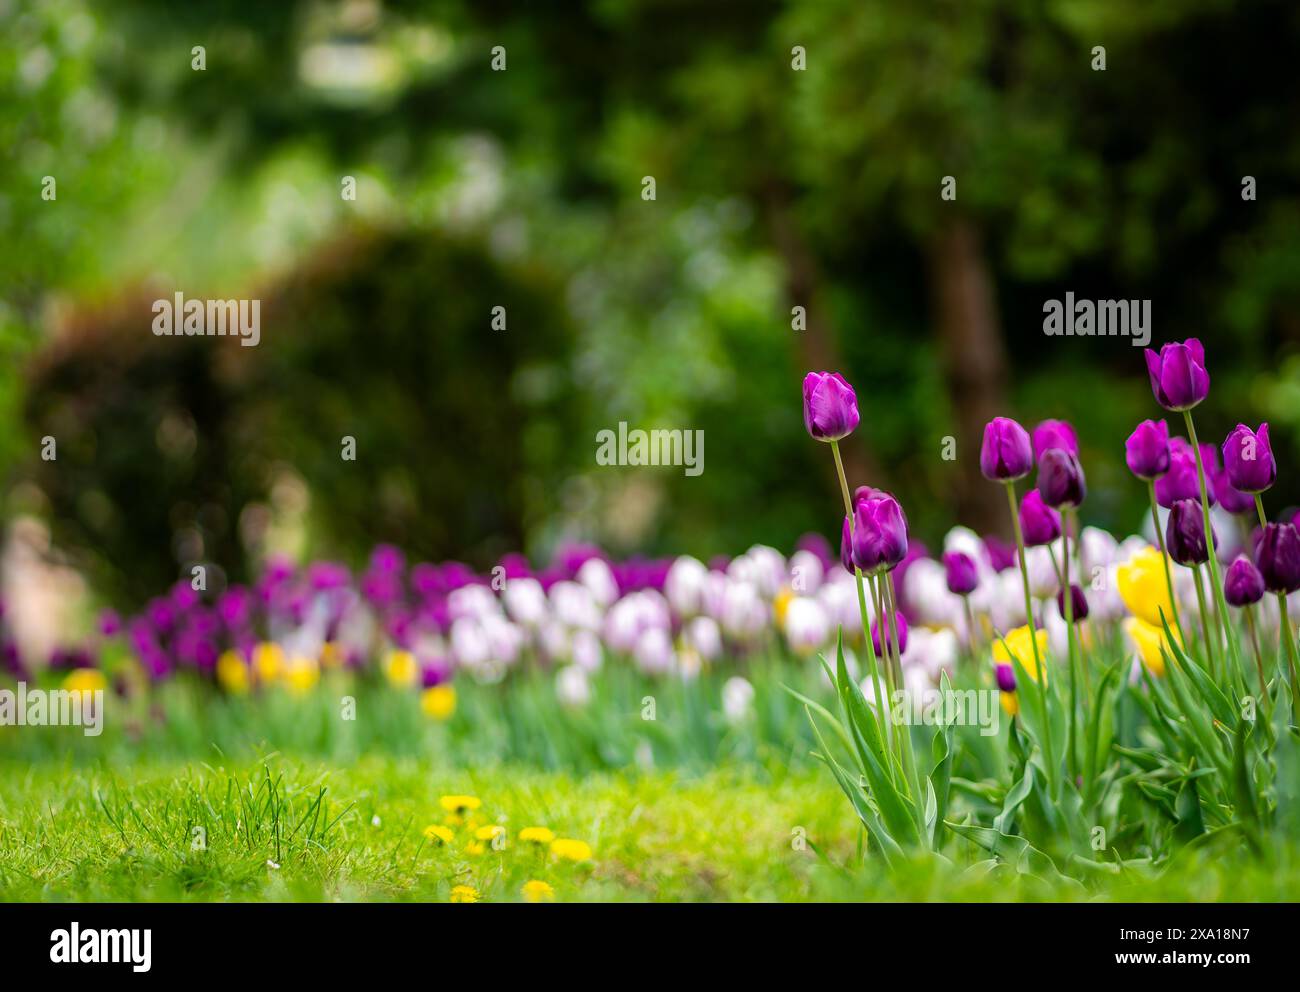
[1031,419,1079,460]
[980,417,1034,481]
[1155,438,1213,509]
[943,550,979,595]
[1222,423,1275,494]
[1166,499,1214,566]
[854,485,909,531]
[1019,489,1062,547]
[995,663,1016,694]
[1145,338,1210,411]
[1125,419,1170,480]
[1036,448,1086,509]
[1213,464,1256,515]
[1256,522,1300,593]
[1224,556,1265,607]
[1055,583,1089,623]
[802,371,860,442]
[871,612,908,657]
[849,493,909,575]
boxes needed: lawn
[4,755,1300,903]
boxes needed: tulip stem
[1254,493,1267,531]
[1243,604,1268,699]
[1191,564,1218,680]
[884,573,923,806]
[1184,409,1243,686]
[829,440,893,757]
[1003,480,1056,792]
[962,595,979,664]
[1147,481,1187,645]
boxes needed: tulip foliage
[799,343,1300,886]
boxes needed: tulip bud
[1019,490,1062,548]
[1155,438,1213,509]
[850,493,909,576]
[1166,499,1214,566]
[1256,522,1300,593]
[1037,448,1086,509]
[994,662,1016,694]
[1144,338,1210,411]
[980,417,1033,482]
[1031,419,1079,461]
[871,612,908,658]
[1223,555,1265,607]
[1055,583,1089,623]
[1125,419,1171,480]
[943,550,979,596]
[802,371,860,442]
[1222,423,1276,495]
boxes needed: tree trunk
[929,219,1010,536]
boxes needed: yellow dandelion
[518,826,555,845]
[465,841,485,856]
[450,884,478,903]
[216,650,250,694]
[439,795,482,815]
[420,684,456,720]
[423,824,455,845]
[521,880,555,903]
[475,824,506,843]
[383,649,418,688]
[550,838,592,862]
[252,642,285,684]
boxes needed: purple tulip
[1032,420,1079,460]
[1019,490,1062,547]
[980,417,1034,482]
[1125,419,1170,480]
[849,492,909,575]
[995,663,1016,694]
[802,371,860,442]
[1166,499,1214,566]
[1256,522,1300,593]
[871,612,908,657]
[1222,423,1275,495]
[1224,555,1265,607]
[796,532,835,574]
[97,609,122,637]
[1055,583,1089,623]
[1155,438,1213,509]
[1213,463,1256,515]
[943,550,979,595]
[1036,448,1086,509]
[983,536,1017,572]
[1145,338,1210,411]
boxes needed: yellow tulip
[216,650,250,694]
[61,668,107,696]
[383,649,418,687]
[420,684,456,720]
[1117,546,1177,629]
[992,625,1050,683]
[252,642,285,684]
[1123,616,1180,677]
[284,655,320,694]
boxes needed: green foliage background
[3,0,1300,604]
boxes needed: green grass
[4,755,1300,902]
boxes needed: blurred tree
[23,227,579,604]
